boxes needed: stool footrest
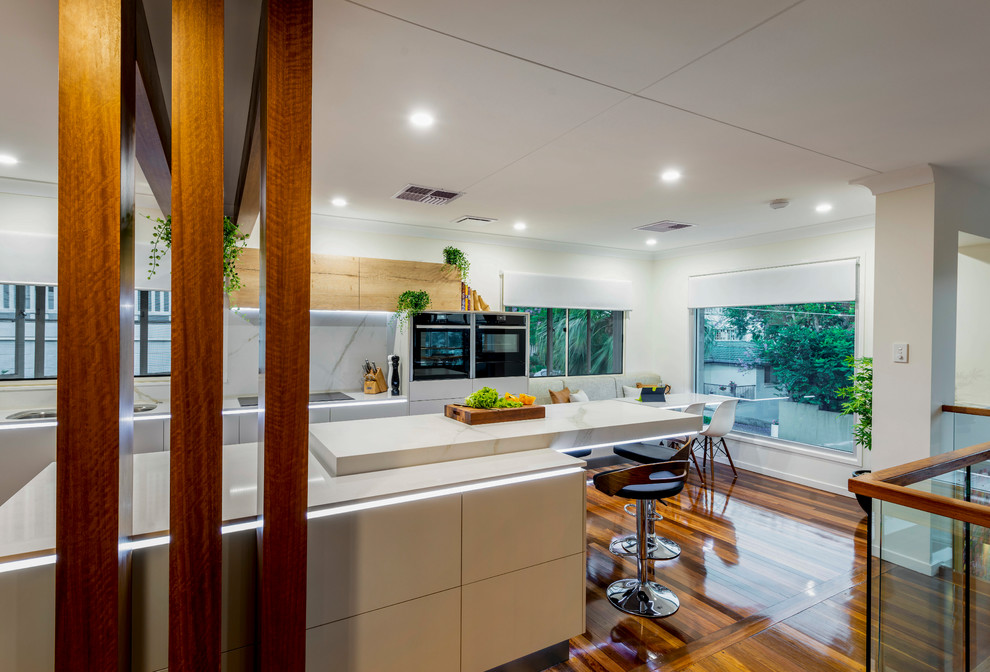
[606,578,680,618]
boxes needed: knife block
[363,368,388,395]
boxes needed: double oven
[410,311,528,382]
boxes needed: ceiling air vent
[392,184,464,206]
[453,215,497,225]
[634,220,695,233]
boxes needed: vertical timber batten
[258,0,313,669]
[56,0,136,668]
[169,0,225,670]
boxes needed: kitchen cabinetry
[229,250,460,312]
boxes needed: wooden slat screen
[169,0,225,669]
[258,1,313,669]
[56,0,136,668]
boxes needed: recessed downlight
[409,111,435,128]
[331,197,348,207]
[646,239,657,246]
[815,203,833,213]
[660,169,681,183]
[0,154,18,166]
[513,221,527,231]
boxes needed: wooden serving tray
[444,404,546,425]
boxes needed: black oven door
[474,314,528,378]
[411,313,472,381]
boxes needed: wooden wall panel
[359,258,461,311]
[56,0,135,668]
[169,0,225,670]
[312,255,360,310]
[258,1,313,670]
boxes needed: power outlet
[893,342,909,363]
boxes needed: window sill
[727,431,864,467]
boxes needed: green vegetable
[494,397,522,409]
[464,386,499,409]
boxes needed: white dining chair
[694,399,739,480]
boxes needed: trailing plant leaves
[392,289,431,333]
[145,214,249,298]
[442,245,470,283]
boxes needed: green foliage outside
[707,303,855,412]
[838,356,873,450]
[511,307,621,377]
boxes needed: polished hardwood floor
[550,459,871,672]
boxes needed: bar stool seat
[593,449,690,618]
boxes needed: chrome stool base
[610,533,681,560]
[606,578,680,618]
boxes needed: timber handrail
[942,403,990,418]
[848,441,990,528]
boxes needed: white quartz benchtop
[309,399,701,476]
[0,390,407,427]
[0,442,582,562]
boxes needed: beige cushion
[570,389,589,403]
[527,378,564,406]
[563,376,617,401]
[549,387,571,404]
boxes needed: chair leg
[716,437,738,476]
[604,500,680,618]
[689,438,705,484]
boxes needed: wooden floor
[549,460,870,672]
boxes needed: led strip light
[0,466,582,573]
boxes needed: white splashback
[224,309,394,397]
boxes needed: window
[0,283,171,380]
[508,306,623,377]
[696,302,856,452]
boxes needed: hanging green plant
[837,355,872,451]
[146,214,249,296]
[442,245,470,284]
[392,290,431,333]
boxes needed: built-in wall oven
[410,312,473,381]
[474,312,528,379]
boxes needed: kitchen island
[0,400,700,672]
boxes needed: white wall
[955,241,990,405]
[651,226,875,494]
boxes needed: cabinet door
[409,398,465,416]
[330,401,408,422]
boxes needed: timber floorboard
[550,460,870,672]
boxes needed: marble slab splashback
[225,309,394,397]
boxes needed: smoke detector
[769,198,790,210]
[453,215,497,225]
[392,184,464,206]
[634,220,695,233]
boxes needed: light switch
[893,342,909,363]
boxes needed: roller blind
[502,271,633,310]
[687,259,857,308]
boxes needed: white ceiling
[4,1,990,257]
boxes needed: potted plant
[442,246,470,284]
[393,290,431,333]
[146,214,249,296]
[838,355,872,513]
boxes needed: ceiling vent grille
[635,220,695,233]
[392,184,464,206]
[453,215,497,225]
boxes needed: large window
[0,283,171,380]
[696,302,856,452]
[508,307,623,377]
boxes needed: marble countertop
[0,442,583,562]
[0,390,408,428]
[309,398,702,476]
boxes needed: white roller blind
[502,271,633,310]
[687,259,857,308]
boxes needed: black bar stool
[609,442,697,559]
[592,450,689,618]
